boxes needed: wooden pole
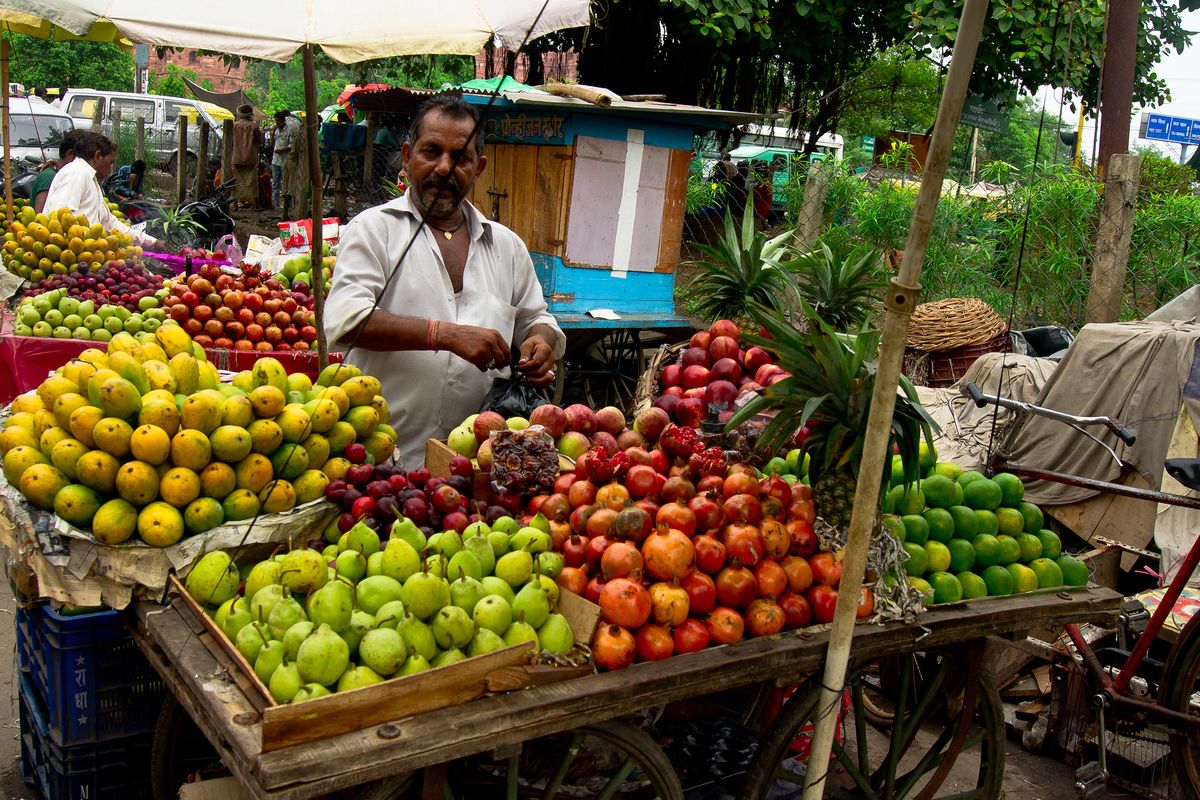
[794,159,831,250]
[135,117,146,163]
[2,39,12,226]
[1096,0,1138,176]
[363,113,377,186]
[1085,153,1140,324]
[111,108,122,160]
[800,1,990,797]
[198,121,210,199]
[91,95,105,132]
[303,44,329,369]
[222,119,234,188]
[176,116,189,203]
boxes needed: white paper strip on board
[611,128,645,279]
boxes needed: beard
[414,174,464,216]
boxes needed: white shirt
[324,193,566,469]
[272,117,301,167]
[42,158,155,247]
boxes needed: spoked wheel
[1160,612,1200,799]
[741,645,1004,800]
[444,719,682,799]
[556,330,644,413]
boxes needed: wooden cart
[129,586,1121,800]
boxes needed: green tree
[835,45,942,142]
[6,34,134,91]
[148,63,214,97]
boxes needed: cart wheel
[446,718,683,799]
[551,357,567,405]
[571,330,641,413]
[740,646,1004,800]
[150,695,223,800]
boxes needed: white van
[61,89,230,176]
[2,96,74,162]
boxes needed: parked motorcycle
[1,156,46,201]
[115,178,237,250]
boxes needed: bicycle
[962,379,1200,799]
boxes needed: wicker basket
[632,341,688,417]
[924,330,1010,388]
[906,298,1007,352]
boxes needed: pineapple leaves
[783,242,886,331]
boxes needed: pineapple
[729,303,935,530]
[785,242,887,331]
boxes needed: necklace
[427,216,467,240]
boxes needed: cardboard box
[179,777,252,800]
[278,217,340,254]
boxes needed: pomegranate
[857,587,875,619]
[723,493,763,524]
[681,571,717,614]
[788,499,816,524]
[596,483,630,511]
[786,519,817,556]
[745,599,786,637]
[586,508,618,539]
[549,520,571,549]
[562,535,590,568]
[569,504,596,535]
[809,552,843,587]
[592,624,636,671]
[723,524,763,568]
[807,584,838,623]
[673,618,710,653]
[553,472,578,496]
[760,519,790,560]
[599,578,652,628]
[616,428,646,451]
[613,505,651,543]
[693,534,727,574]
[723,471,758,498]
[625,465,659,499]
[584,535,613,570]
[601,542,643,580]
[715,565,758,608]
[779,592,812,629]
[635,624,674,662]
[556,566,588,596]
[780,555,814,594]
[568,480,598,508]
[706,607,745,645]
[585,575,607,605]
[688,494,723,535]
[754,559,788,599]
[641,527,696,581]
[649,581,690,626]
[697,475,725,495]
[540,493,571,522]
[656,502,697,537]
[660,476,697,504]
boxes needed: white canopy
[0,0,591,63]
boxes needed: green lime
[901,514,929,545]
[971,534,1001,569]
[958,470,986,489]
[890,454,906,487]
[891,483,926,516]
[1006,563,1039,593]
[974,509,1000,537]
[981,565,1014,596]
[995,507,1025,537]
[921,475,959,509]
[928,571,962,604]
[1037,529,1062,559]
[992,472,1024,506]
[948,505,979,538]
[882,514,906,542]
[1056,555,1089,587]
[908,576,934,602]
[881,487,894,514]
[934,461,964,482]
[1018,501,1044,534]
[922,507,955,543]
[1016,533,1043,563]
[947,538,976,572]
[918,441,937,472]
[1028,557,1065,589]
[764,457,789,476]
[923,541,951,573]
[902,542,929,577]
[996,534,1021,566]
[963,479,1002,511]
[957,570,988,599]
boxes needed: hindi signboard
[1141,112,1200,145]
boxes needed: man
[32,129,83,214]
[43,132,163,250]
[231,104,261,209]
[324,95,565,468]
[271,111,300,212]
[51,87,66,108]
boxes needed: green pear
[283,620,316,660]
[356,575,404,615]
[468,628,507,657]
[481,576,516,605]
[269,660,303,703]
[432,606,475,650]
[321,544,339,562]
[389,517,427,552]
[341,609,375,658]
[427,530,462,558]
[268,596,307,640]
[358,628,407,676]
[513,581,551,629]
[463,533,496,576]
[536,574,560,606]
[401,572,451,621]
[398,654,431,675]
[450,575,487,615]
[373,600,406,629]
[255,639,286,684]
[446,550,482,582]
[186,551,241,606]
[345,520,381,556]
[398,614,438,661]
[217,596,253,641]
[250,583,286,623]
[337,532,351,550]
[537,613,573,654]
[424,554,448,579]
[509,528,552,554]
[529,512,550,534]
[536,551,565,580]
[379,537,421,583]
[235,622,269,663]
[323,518,342,544]
[491,516,519,535]
[431,648,467,667]
[335,550,367,582]
[462,520,491,540]
[307,578,354,632]
[293,682,332,703]
[366,551,384,576]
[472,595,513,636]
[495,550,533,588]
[487,529,511,558]
[297,624,350,686]
[244,560,282,602]
[503,620,540,649]
[280,548,329,594]
[337,664,385,691]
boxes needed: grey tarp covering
[1003,321,1200,506]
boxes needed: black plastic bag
[480,348,549,418]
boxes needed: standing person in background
[752,162,774,226]
[231,104,261,209]
[271,111,300,214]
[280,113,310,221]
[33,129,83,214]
[51,87,66,108]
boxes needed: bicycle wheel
[741,647,1004,800]
[1160,613,1200,799]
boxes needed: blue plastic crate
[15,605,166,746]
[19,674,154,800]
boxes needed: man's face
[91,150,116,179]
[401,110,486,217]
[276,116,286,129]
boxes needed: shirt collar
[65,158,97,180]
[382,189,492,242]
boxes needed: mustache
[420,175,461,195]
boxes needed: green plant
[979,159,1018,185]
[785,243,885,330]
[879,142,916,172]
[683,203,800,324]
[729,304,936,528]
[686,171,725,214]
[149,206,204,248]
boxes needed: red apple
[676,396,704,427]
[681,365,710,389]
[681,346,711,369]
[709,357,742,383]
[709,336,740,361]
[704,380,738,412]
[689,330,712,350]
[473,411,507,443]
[744,346,772,375]
[530,404,568,438]
[710,319,740,340]
[660,363,683,388]
[564,404,597,435]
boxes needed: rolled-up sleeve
[509,243,566,359]
[324,211,393,346]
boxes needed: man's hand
[517,330,557,387]
[443,322,510,372]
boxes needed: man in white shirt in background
[43,131,164,251]
[323,94,564,467]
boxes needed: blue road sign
[1145,114,1171,140]
[1143,113,1200,145]
[1169,117,1193,143]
